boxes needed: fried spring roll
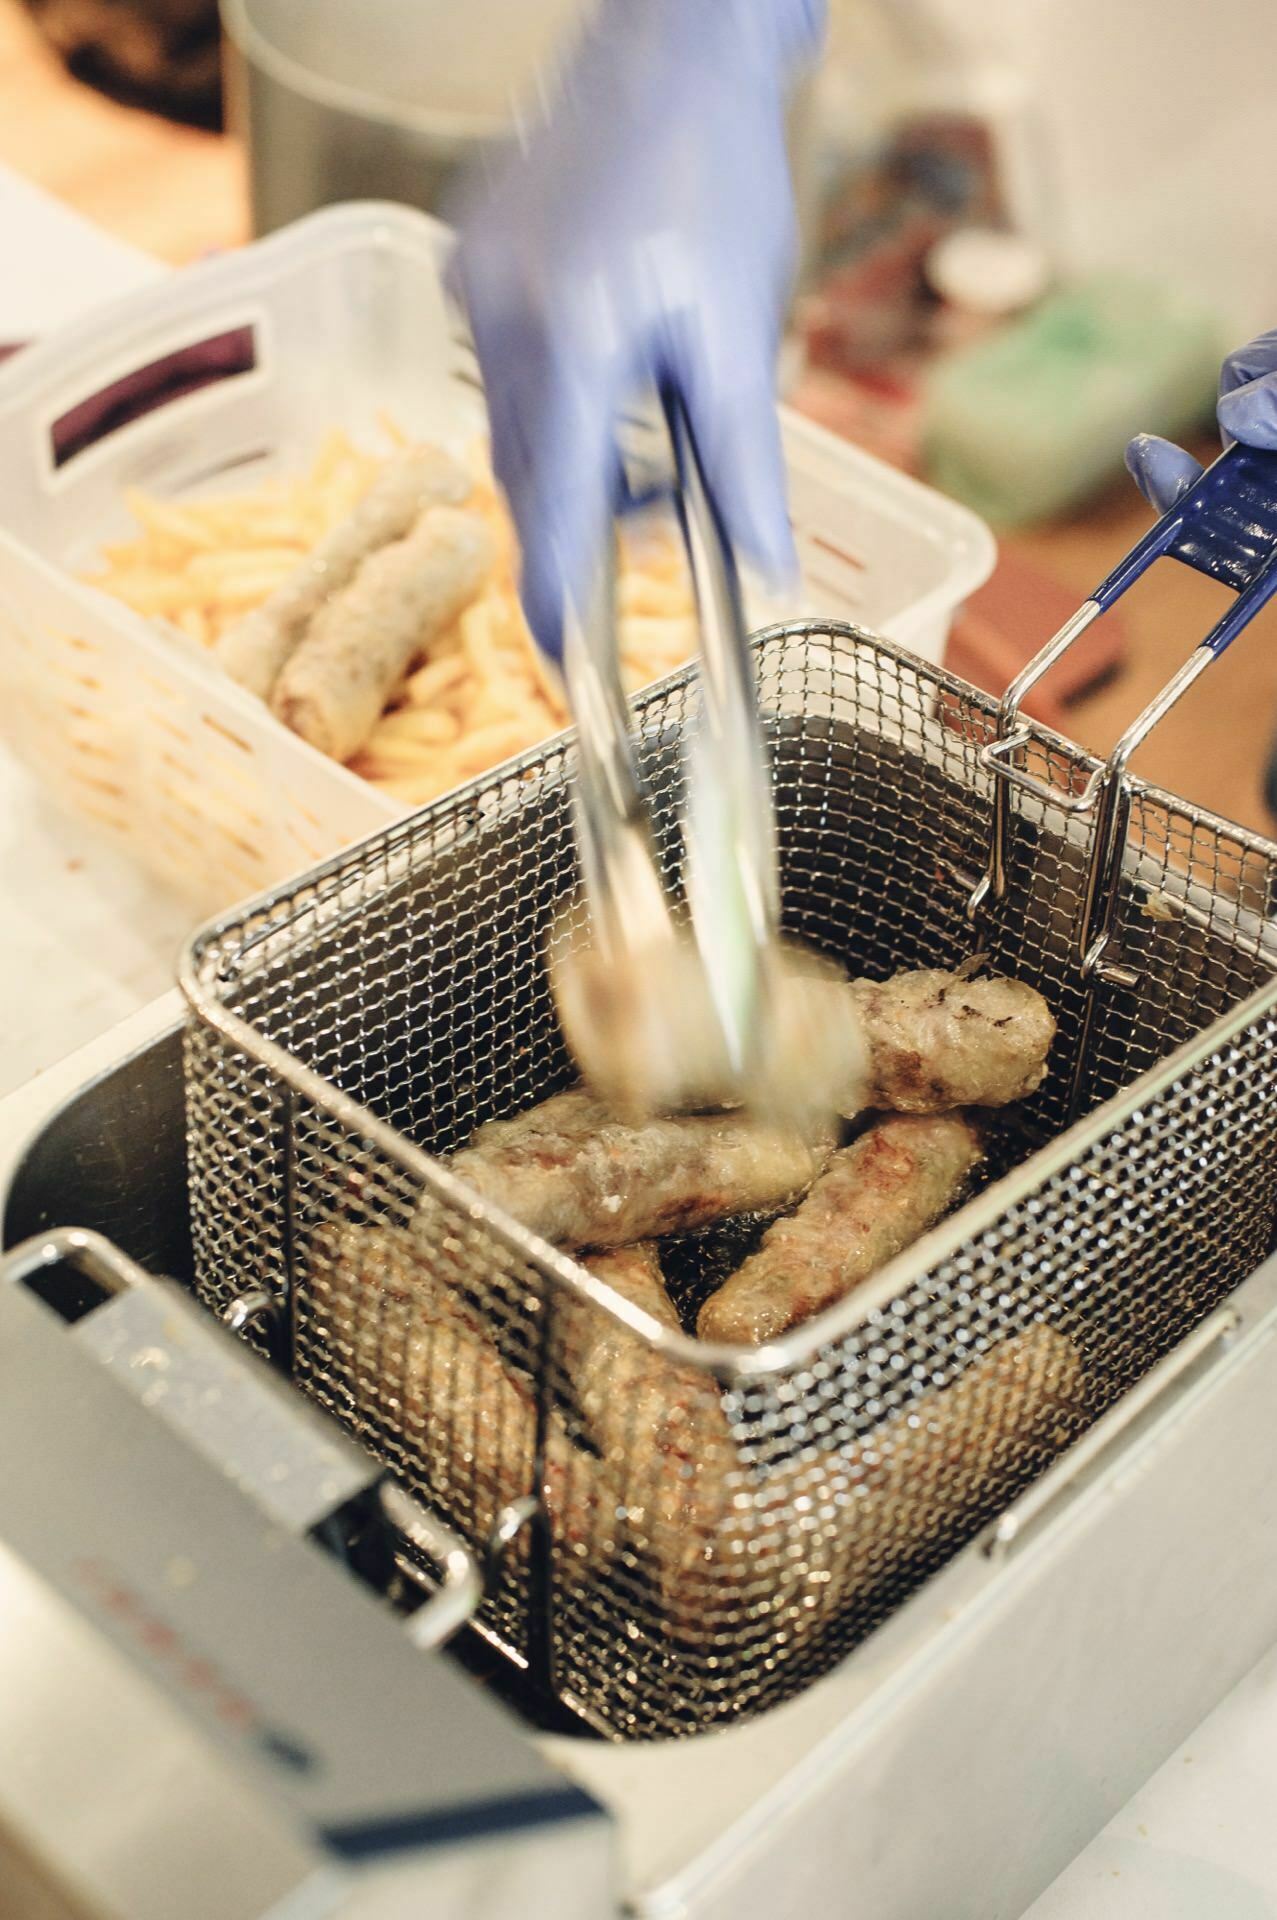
[273,505,494,761]
[697,1112,984,1344]
[449,1088,836,1252]
[660,1323,1082,1638]
[215,446,472,698]
[555,945,1054,1123]
[550,934,868,1128]
[849,968,1056,1113]
[573,1245,737,1541]
[310,1225,608,1559]
[574,1242,682,1354]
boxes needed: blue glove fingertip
[514,475,622,667]
[1125,434,1203,516]
[1218,330,1277,397]
[1217,377,1277,451]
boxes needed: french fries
[84,427,699,807]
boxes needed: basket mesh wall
[185,624,1277,1737]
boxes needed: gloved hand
[1127,330,1277,513]
[452,0,826,659]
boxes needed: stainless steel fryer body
[571,1253,1277,1919]
[4,1016,1277,1919]
[0,1220,614,1920]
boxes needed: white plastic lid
[926,227,1050,316]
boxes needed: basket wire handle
[970,441,1277,986]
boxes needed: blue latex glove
[452,0,826,659]
[1127,330,1277,513]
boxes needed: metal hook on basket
[378,1483,484,1649]
[222,1286,289,1369]
[968,443,1277,1014]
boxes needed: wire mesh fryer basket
[181,620,1277,1739]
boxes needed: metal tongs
[552,390,857,1125]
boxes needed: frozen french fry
[123,490,222,553]
[370,706,463,747]
[84,428,699,806]
[404,653,471,706]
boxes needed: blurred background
[5,0,1277,833]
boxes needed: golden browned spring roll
[661,1323,1082,1640]
[571,1243,682,1370]
[572,1245,738,1544]
[309,1224,608,1560]
[449,1088,836,1252]
[215,445,473,698]
[273,504,494,761]
[697,1112,984,1345]
[554,946,1054,1125]
[849,968,1056,1114]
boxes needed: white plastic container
[0,202,993,916]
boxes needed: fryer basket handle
[985,441,1277,762]
[1091,441,1277,642]
[379,1482,485,1649]
[970,442,1277,1001]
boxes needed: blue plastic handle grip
[1093,442,1277,656]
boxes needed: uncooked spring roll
[272,504,495,761]
[697,1112,984,1344]
[215,445,472,698]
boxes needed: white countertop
[2,162,1276,1919]
[0,166,158,339]
[0,171,192,1098]
[0,743,190,1100]
[1030,1642,1277,1919]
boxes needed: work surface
[3,4,1277,1912]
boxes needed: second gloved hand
[452,0,825,659]
[1127,330,1277,513]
